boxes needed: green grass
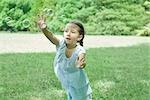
[0,44,149,100]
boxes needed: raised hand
[37,15,47,29]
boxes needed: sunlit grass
[0,44,149,100]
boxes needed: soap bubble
[4,17,15,27]
[22,19,30,28]
[43,8,53,17]
[7,20,15,27]
[4,17,11,22]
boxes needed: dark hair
[69,20,85,46]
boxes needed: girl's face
[64,23,82,46]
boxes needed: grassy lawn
[0,44,149,100]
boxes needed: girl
[37,16,92,100]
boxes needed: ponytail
[79,35,84,46]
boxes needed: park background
[0,0,150,36]
[0,0,150,100]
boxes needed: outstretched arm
[37,15,59,46]
[41,28,59,46]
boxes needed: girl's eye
[64,30,68,32]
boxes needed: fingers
[37,11,47,21]
[79,59,86,69]
[77,55,86,69]
[78,57,85,65]
[38,14,46,21]
[37,13,47,29]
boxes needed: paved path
[0,33,150,54]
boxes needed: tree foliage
[0,0,150,35]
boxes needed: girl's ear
[77,35,83,41]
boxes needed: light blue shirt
[54,38,92,96]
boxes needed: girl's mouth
[66,37,71,40]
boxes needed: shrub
[0,0,32,32]
[143,1,150,11]
[0,0,150,36]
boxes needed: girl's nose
[66,31,71,35]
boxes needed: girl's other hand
[76,53,86,69]
[37,15,47,29]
